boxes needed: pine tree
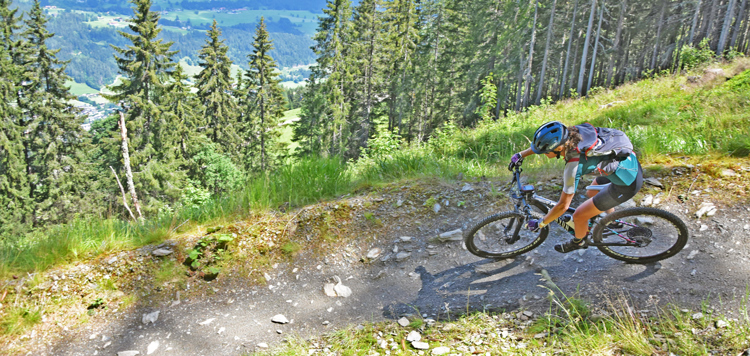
[311,0,354,156]
[346,0,383,156]
[19,0,88,225]
[0,0,29,235]
[240,17,287,173]
[104,0,184,215]
[195,20,237,151]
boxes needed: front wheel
[464,211,549,259]
[591,207,689,264]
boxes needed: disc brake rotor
[627,226,653,246]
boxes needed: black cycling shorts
[591,162,644,212]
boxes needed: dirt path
[18,175,750,355]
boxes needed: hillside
[2,62,750,355]
[40,1,319,89]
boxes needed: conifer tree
[0,0,29,235]
[195,20,237,151]
[19,0,88,225]
[104,0,184,215]
[346,0,383,156]
[240,17,287,173]
[307,0,353,156]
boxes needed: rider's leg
[554,198,600,252]
[586,177,614,214]
[572,198,604,239]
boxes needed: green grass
[252,291,750,356]
[65,80,99,96]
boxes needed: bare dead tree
[118,111,143,221]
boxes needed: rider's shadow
[382,258,548,320]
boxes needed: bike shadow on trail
[381,257,542,320]
[381,254,668,320]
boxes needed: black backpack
[574,123,633,159]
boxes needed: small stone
[395,252,411,262]
[399,236,413,242]
[152,248,173,257]
[534,332,548,339]
[412,341,430,350]
[640,194,653,207]
[271,314,289,324]
[461,183,474,192]
[691,312,703,320]
[198,318,215,325]
[323,283,337,297]
[366,248,382,259]
[691,269,697,276]
[719,169,737,177]
[699,225,709,232]
[407,330,421,342]
[705,208,717,217]
[432,203,441,213]
[716,320,729,328]
[398,317,410,327]
[257,343,269,349]
[117,352,139,356]
[634,216,654,225]
[523,311,534,318]
[396,199,404,207]
[142,311,160,325]
[687,250,699,260]
[276,329,283,334]
[107,257,118,265]
[432,346,451,355]
[218,327,225,334]
[333,281,352,298]
[644,177,664,188]
[436,229,463,242]
[147,341,159,355]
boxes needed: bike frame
[508,167,642,247]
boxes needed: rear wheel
[591,207,689,264]
[464,202,549,259]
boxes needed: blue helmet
[531,121,569,154]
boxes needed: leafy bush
[190,143,244,195]
[363,130,403,158]
[680,39,715,69]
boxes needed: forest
[1,0,749,242]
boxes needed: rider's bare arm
[541,191,574,226]
[518,148,535,158]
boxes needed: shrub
[680,39,715,69]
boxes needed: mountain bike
[464,167,689,264]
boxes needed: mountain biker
[507,121,643,253]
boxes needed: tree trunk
[522,0,540,108]
[689,0,704,44]
[578,0,597,96]
[705,0,721,47]
[718,0,738,53]
[515,52,525,111]
[651,0,667,70]
[117,112,143,221]
[587,1,605,95]
[536,0,558,105]
[606,0,627,87]
[730,0,748,48]
[559,0,580,98]
[110,166,136,221]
